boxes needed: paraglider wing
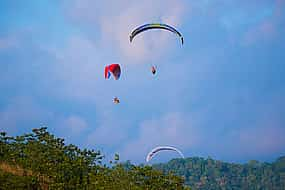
[146,146,184,162]
[105,66,111,79]
[104,64,121,80]
[130,23,184,45]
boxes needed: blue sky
[0,0,285,164]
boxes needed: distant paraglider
[105,64,121,80]
[130,23,184,45]
[105,64,121,104]
[130,23,183,76]
[146,146,184,162]
[113,97,120,104]
[151,65,156,75]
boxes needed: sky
[0,0,285,164]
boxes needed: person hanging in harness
[151,65,156,75]
[113,97,120,104]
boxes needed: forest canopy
[0,127,188,190]
[1,127,284,189]
[153,156,285,189]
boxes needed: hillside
[153,156,285,189]
[0,128,188,190]
[2,127,284,189]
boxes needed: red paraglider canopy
[105,64,121,80]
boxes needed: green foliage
[0,171,40,190]
[0,127,188,189]
[153,157,285,190]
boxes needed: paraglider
[146,146,184,162]
[130,23,183,76]
[130,23,184,45]
[105,64,121,104]
[151,65,156,75]
[113,97,120,104]
[105,64,121,80]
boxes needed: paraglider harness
[151,66,156,75]
[113,97,120,104]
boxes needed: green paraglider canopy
[130,23,184,45]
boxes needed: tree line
[2,127,284,189]
[0,127,189,190]
[153,156,285,189]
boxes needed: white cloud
[65,0,186,63]
[44,36,104,102]
[85,108,132,148]
[62,115,88,135]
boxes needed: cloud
[85,107,133,149]
[45,36,102,102]
[65,0,186,63]
[0,97,53,134]
[87,124,128,148]
[61,115,88,135]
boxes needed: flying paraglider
[105,64,121,80]
[113,97,120,104]
[130,24,183,75]
[130,23,184,45]
[104,64,121,104]
[151,66,156,75]
[146,146,184,162]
